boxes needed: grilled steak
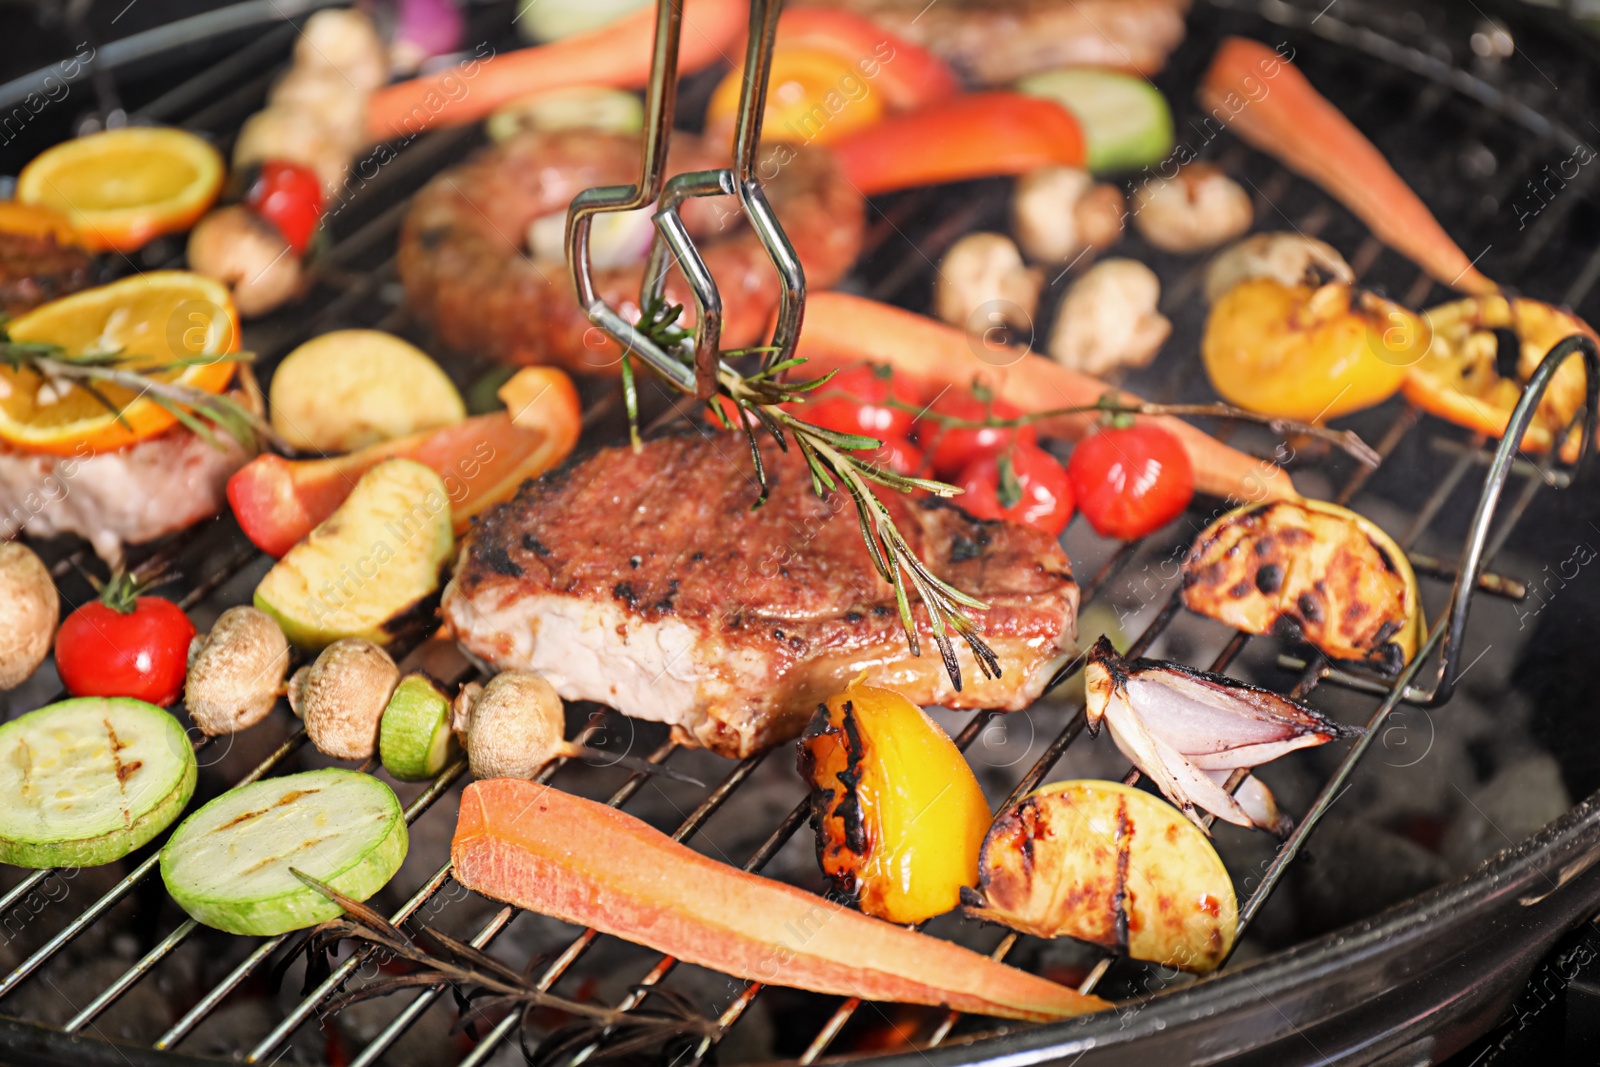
[443,435,1078,757]
[0,230,93,315]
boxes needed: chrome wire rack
[1,0,1599,1064]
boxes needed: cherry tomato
[55,581,196,706]
[955,442,1074,537]
[916,391,1037,478]
[1066,422,1195,541]
[245,161,324,255]
[869,434,924,477]
[792,363,920,440]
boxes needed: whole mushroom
[1048,258,1171,376]
[1131,163,1254,254]
[935,232,1041,337]
[187,205,304,318]
[294,8,388,94]
[185,607,290,736]
[0,543,57,689]
[1011,165,1126,264]
[1204,232,1355,304]
[458,671,566,780]
[233,107,349,197]
[289,639,400,759]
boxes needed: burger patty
[443,434,1079,757]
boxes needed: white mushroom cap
[1132,163,1254,254]
[461,671,566,780]
[185,607,291,736]
[1204,232,1355,304]
[187,206,304,319]
[935,232,1041,337]
[0,543,56,690]
[1048,258,1171,376]
[1012,166,1126,265]
[295,8,387,95]
[291,639,399,760]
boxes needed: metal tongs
[564,0,803,400]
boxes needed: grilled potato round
[966,779,1237,974]
[1183,500,1423,673]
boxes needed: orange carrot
[795,292,1300,505]
[452,778,1110,1022]
[364,0,746,142]
[829,92,1085,196]
[1200,38,1496,296]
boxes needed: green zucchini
[379,674,458,782]
[0,697,196,868]
[160,768,407,936]
[1016,69,1174,173]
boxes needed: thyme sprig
[0,338,281,452]
[286,871,716,1067]
[635,299,999,690]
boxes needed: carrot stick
[364,0,746,142]
[1200,37,1496,296]
[829,92,1085,196]
[452,778,1110,1022]
[795,292,1300,505]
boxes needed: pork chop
[443,434,1078,757]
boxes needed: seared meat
[797,0,1190,84]
[443,435,1078,757]
[1182,501,1421,673]
[0,230,93,314]
[0,424,252,564]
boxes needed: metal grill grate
[0,0,1597,1063]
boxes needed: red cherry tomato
[55,585,196,706]
[245,161,324,255]
[1067,422,1195,541]
[791,362,920,440]
[955,442,1074,537]
[917,391,1037,478]
[869,434,924,477]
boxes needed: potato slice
[270,330,465,453]
[968,779,1237,973]
[254,458,453,649]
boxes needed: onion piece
[527,205,655,268]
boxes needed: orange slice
[0,202,81,246]
[0,271,239,456]
[17,128,223,254]
[1402,295,1597,459]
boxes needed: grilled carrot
[795,292,1300,504]
[829,92,1085,196]
[1199,37,1496,296]
[452,778,1110,1022]
[364,0,745,142]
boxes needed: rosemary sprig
[287,871,716,1067]
[0,338,282,453]
[632,299,999,689]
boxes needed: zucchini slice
[0,697,196,868]
[1016,69,1174,173]
[160,768,407,935]
[379,674,458,782]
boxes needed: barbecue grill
[0,0,1598,1064]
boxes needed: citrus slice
[17,128,223,254]
[0,201,81,246]
[0,271,239,455]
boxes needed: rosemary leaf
[619,353,641,453]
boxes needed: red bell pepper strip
[1200,37,1497,296]
[829,92,1085,196]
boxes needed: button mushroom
[0,543,57,689]
[935,232,1041,337]
[1048,258,1171,376]
[1204,231,1355,304]
[232,107,349,198]
[1132,163,1253,254]
[289,639,400,759]
[186,205,304,319]
[294,8,388,95]
[185,607,291,736]
[1011,165,1126,264]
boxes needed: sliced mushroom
[1048,258,1170,376]
[935,232,1041,337]
[0,542,56,689]
[187,206,304,318]
[1204,232,1355,304]
[289,639,400,759]
[1132,163,1253,254]
[185,607,291,736]
[1011,165,1126,264]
